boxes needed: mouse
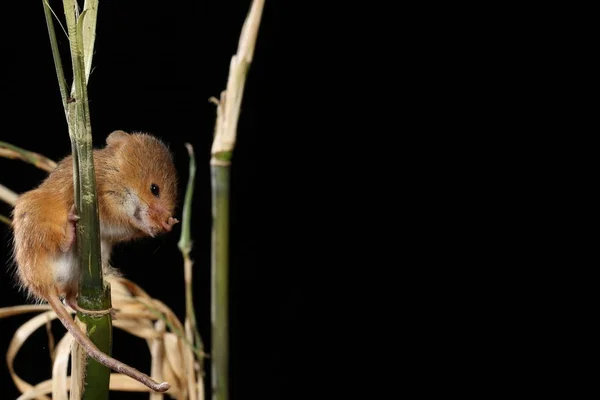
[9,130,179,393]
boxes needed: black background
[0,1,318,399]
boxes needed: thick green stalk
[209,3,265,398]
[44,0,110,398]
[68,3,111,399]
[209,2,265,399]
[211,164,230,400]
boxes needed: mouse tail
[47,294,170,393]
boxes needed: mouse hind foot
[60,205,80,253]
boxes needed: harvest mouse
[10,130,179,392]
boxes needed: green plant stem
[211,164,230,400]
[178,143,205,372]
[46,1,111,398]
[208,3,264,399]
[208,3,264,397]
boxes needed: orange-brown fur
[9,130,178,392]
[12,130,178,300]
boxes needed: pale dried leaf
[151,299,186,333]
[16,378,54,400]
[69,317,88,397]
[0,304,52,318]
[112,276,153,299]
[106,275,131,295]
[164,333,186,384]
[51,334,73,400]
[113,311,157,320]
[185,320,197,400]
[113,319,162,340]
[197,371,205,400]
[0,183,19,206]
[150,320,166,400]
[81,0,98,84]
[3,276,201,398]
[7,310,59,399]
[162,359,184,400]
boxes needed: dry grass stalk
[210,0,265,159]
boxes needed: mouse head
[104,130,179,237]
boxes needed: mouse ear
[106,130,130,146]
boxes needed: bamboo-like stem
[209,2,265,400]
[66,0,111,397]
[178,143,205,399]
[44,0,110,398]
[0,141,57,172]
[210,166,230,400]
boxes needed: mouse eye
[150,184,160,197]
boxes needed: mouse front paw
[161,216,179,232]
